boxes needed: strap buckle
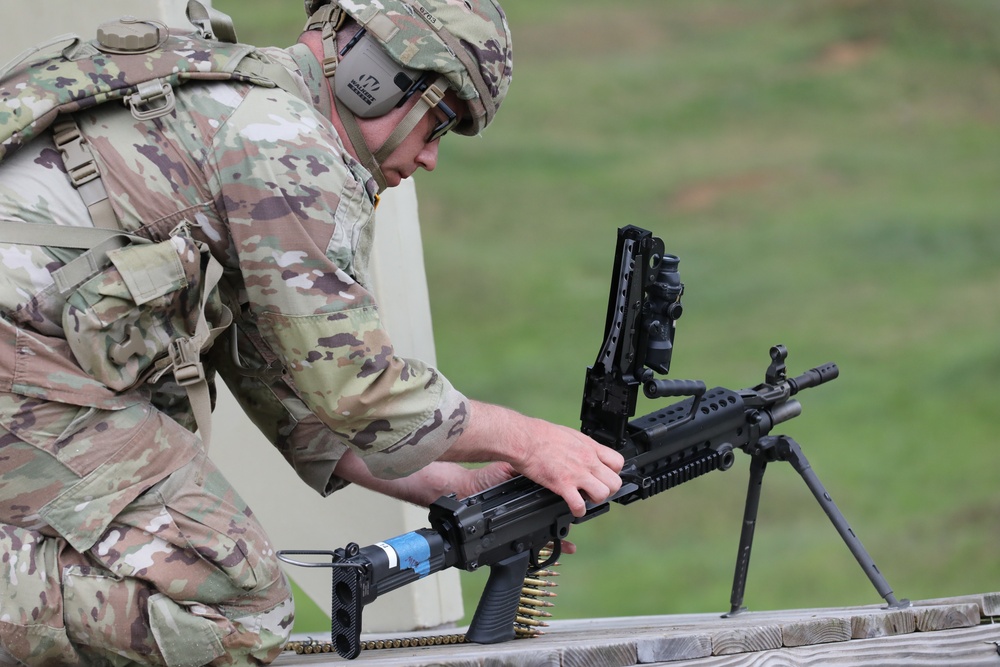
[53,120,99,187]
[421,81,447,108]
[168,337,206,387]
[126,79,176,121]
[304,4,346,32]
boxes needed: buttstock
[276,549,367,660]
[328,562,367,659]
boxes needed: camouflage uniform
[0,30,470,667]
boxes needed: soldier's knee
[147,586,294,667]
[229,588,295,664]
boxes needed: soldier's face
[356,89,468,188]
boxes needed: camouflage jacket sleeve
[204,55,469,482]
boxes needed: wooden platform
[273,592,1000,666]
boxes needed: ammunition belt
[285,633,467,654]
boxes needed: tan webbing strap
[0,221,146,295]
[159,251,232,450]
[0,220,135,249]
[373,76,447,164]
[334,95,388,192]
[186,0,238,43]
[303,4,346,78]
[52,118,119,230]
[233,56,310,105]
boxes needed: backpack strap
[51,117,118,230]
[149,237,233,450]
[186,0,238,44]
[233,56,310,105]
[0,33,82,81]
[0,220,148,294]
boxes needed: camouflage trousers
[0,448,294,666]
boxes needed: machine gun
[278,225,907,660]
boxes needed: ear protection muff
[334,30,422,118]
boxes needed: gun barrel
[788,362,839,394]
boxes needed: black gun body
[429,476,576,572]
[275,227,867,660]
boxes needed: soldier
[0,1,624,665]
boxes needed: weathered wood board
[273,592,999,666]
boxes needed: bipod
[722,435,909,617]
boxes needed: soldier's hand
[442,401,624,518]
[506,416,624,517]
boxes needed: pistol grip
[465,550,531,644]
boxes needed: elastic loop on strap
[0,33,81,80]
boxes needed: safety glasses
[398,73,462,142]
[428,99,459,142]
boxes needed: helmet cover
[305,0,512,135]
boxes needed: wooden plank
[272,595,994,667]
[781,616,851,647]
[711,623,783,656]
[560,639,636,667]
[481,650,560,667]
[644,624,1000,667]
[848,608,916,638]
[636,634,713,663]
[912,602,980,632]
[914,592,1000,617]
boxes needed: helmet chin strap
[372,76,448,165]
[334,94,389,192]
[334,75,448,194]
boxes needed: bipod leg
[723,453,768,617]
[768,435,910,610]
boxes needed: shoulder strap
[0,33,81,82]
[0,220,138,249]
[233,55,311,104]
[52,117,118,230]
[185,0,238,43]
[0,220,148,295]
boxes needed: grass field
[216,0,1000,628]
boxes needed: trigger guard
[530,540,561,571]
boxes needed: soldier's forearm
[333,450,514,507]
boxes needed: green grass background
[216,0,1000,628]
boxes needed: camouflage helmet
[303,0,512,136]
